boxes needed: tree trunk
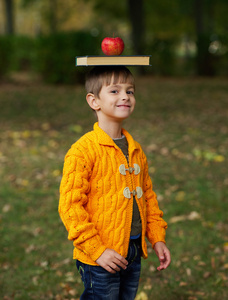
[4,0,14,34]
[127,0,145,55]
[49,0,58,33]
[127,0,146,74]
[194,0,215,76]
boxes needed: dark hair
[85,66,135,97]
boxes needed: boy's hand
[153,242,171,271]
[96,249,128,274]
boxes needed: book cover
[75,55,151,66]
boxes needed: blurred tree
[84,0,145,55]
[21,0,77,33]
[21,0,58,33]
[194,0,213,75]
[128,0,145,55]
[6,0,227,76]
[179,0,228,75]
[48,0,58,33]
[3,0,14,34]
[20,0,95,34]
[86,0,228,75]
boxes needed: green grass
[0,77,228,299]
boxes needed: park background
[0,0,228,299]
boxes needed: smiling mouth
[117,105,130,108]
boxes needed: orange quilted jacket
[59,123,167,265]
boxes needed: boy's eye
[127,90,134,95]
[111,90,118,94]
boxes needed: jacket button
[136,187,143,198]
[119,164,140,175]
[123,187,131,199]
[119,164,126,175]
[133,164,140,175]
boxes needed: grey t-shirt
[113,135,142,237]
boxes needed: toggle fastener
[123,187,143,199]
[119,164,140,175]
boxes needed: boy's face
[91,79,136,123]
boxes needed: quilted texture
[59,123,167,265]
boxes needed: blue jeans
[76,239,141,300]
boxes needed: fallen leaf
[203,271,211,279]
[149,265,156,272]
[182,256,190,262]
[61,258,71,265]
[135,291,148,300]
[15,178,29,187]
[223,263,228,270]
[193,255,201,261]
[65,272,75,282]
[186,268,191,276]
[169,211,201,224]
[175,260,181,267]
[143,284,152,290]
[147,144,158,152]
[41,123,51,131]
[188,211,201,220]
[2,263,10,270]
[218,272,227,281]
[60,283,72,293]
[52,169,61,177]
[169,215,186,224]
[148,166,156,174]
[40,261,48,268]
[213,155,225,162]
[3,296,12,300]
[69,289,77,296]
[157,194,164,201]
[198,261,206,266]
[160,147,169,156]
[32,276,39,285]
[25,244,36,253]
[211,257,216,269]
[214,247,221,254]
[223,242,228,253]
[56,270,63,277]
[22,130,32,139]
[33,227,42,236]
[175,191,186,202]
[2,204,11,213]
[48,139,58,148]
[179,282,188,287]
[68,125,83,134]
[171,148,180,156]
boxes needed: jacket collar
[93,122,139,152]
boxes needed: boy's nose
[121,91,129,100]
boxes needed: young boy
[59,66,171,300]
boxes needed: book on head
[75,55,151,66]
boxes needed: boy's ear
[86,93,100,111]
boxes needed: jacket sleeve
[142,152,168,248]
[58,145,106,262]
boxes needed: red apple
[101,37,125,55]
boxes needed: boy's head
[85,66,135,98]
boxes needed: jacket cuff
[90,244,107,262]
[148,229,166,248]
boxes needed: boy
[59,66,171,300]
